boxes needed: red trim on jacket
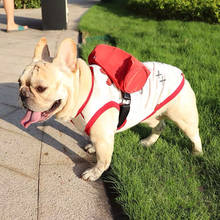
[142,73,185,121]
[85,101,120,135]
[75,67,94,118]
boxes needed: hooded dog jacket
[71,62,185,135]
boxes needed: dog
[18,38,203,181]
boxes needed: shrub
[14,0,41,9]
[127,0,220,23]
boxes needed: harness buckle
[121,92,131,105]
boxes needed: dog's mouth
[20,99,61,128]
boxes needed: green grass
[79,1,220,219]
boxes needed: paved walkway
[0,1,113,219]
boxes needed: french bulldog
[18,38,203,181]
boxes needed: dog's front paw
[84,143,96,154]
[81,167,103,181]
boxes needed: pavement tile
[41,119,94,166]
[0,72,23,83]
[0,167,38,220]
[0,127,41,178]
[0,83,20,107]
[0,1,113,219]
[38,164,112,220]
[0,103,17,117]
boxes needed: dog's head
[19,37,80,128]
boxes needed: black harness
[117,92,131,128]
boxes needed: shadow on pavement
[0,82,93,177]
[0,82,130,219]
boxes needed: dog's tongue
[21,110,42,128]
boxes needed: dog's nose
[20,87,30,101]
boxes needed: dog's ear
[53,38,77,72]
[33,37,51,62]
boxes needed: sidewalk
[0,1,113,219]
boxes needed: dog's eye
[36,86,47,93]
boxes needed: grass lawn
[79,1,220,219]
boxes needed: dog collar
[75,67,94,118]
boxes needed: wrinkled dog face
[18,37,78,128]
[19,62,68,128]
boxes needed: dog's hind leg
[165,80,203,155]
[168,116,202,155]
[141,118,166,147]
[167,114,202,155]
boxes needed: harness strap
[85,101,120,135]
[74,66,131,135]
[117,92,131,129]
[75,67,94,118]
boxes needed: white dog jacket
[71,62,185,135]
